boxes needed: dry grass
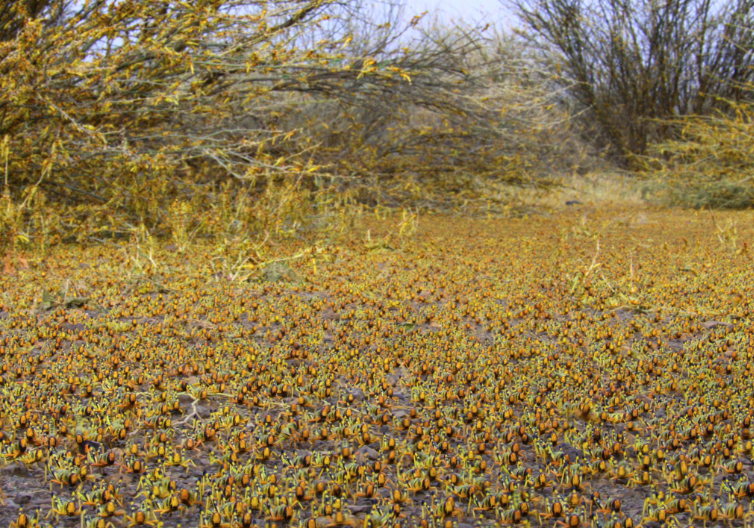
[473,172,649,216]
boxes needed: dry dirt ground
[0,206,753,528]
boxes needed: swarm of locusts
[0,207,753,528]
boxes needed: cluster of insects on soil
[0,209,753,528]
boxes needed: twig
[177,399,201,426]
[584,241,601,278]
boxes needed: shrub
[507,0,754,163]
[637,99,754,209]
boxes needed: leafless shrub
[507,0,754,163]
[272,9,603,208]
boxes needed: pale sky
[406,0,514,24]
